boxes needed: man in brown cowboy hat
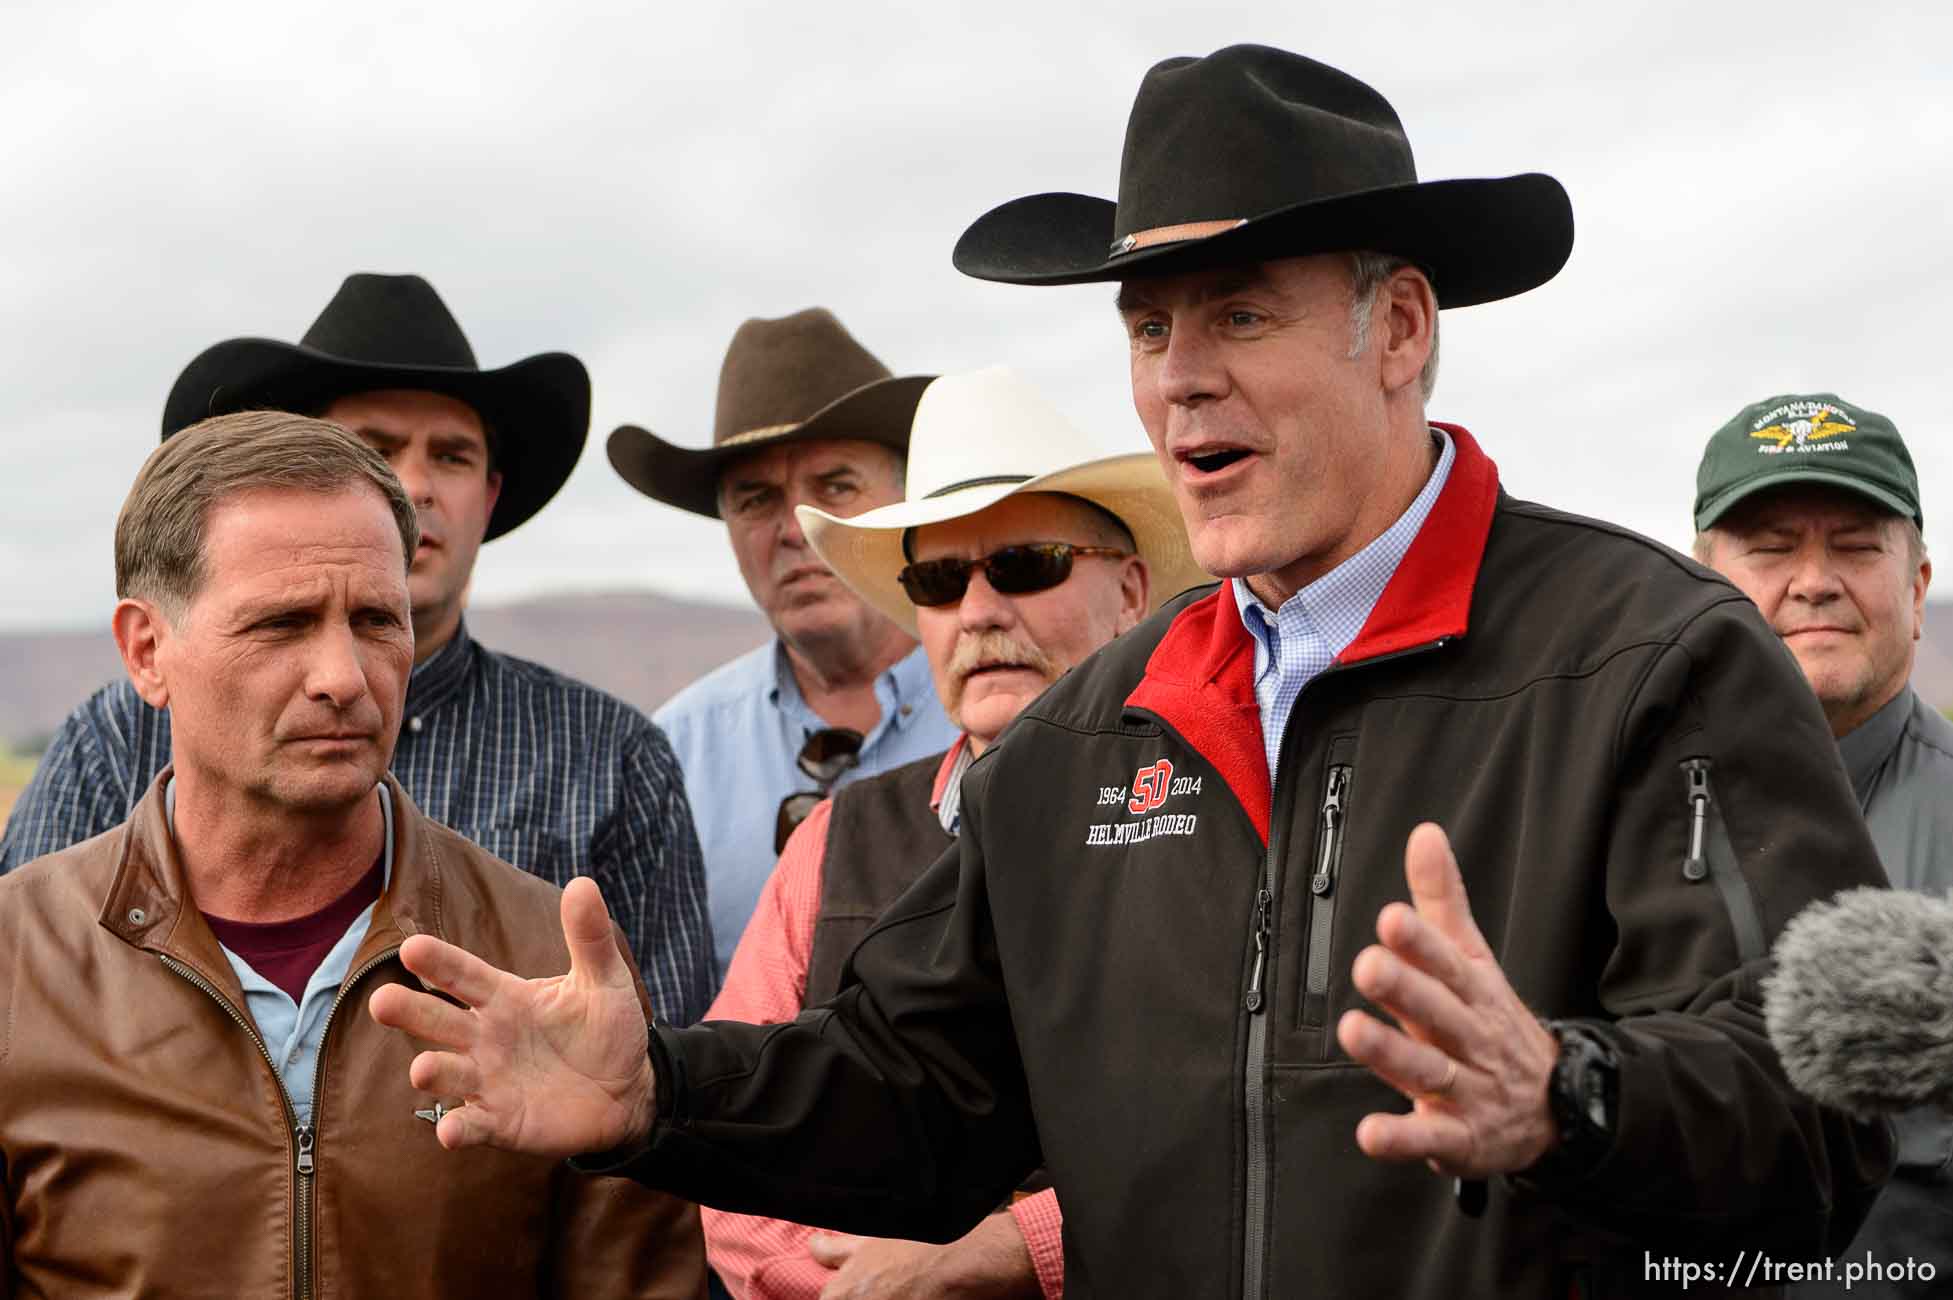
[610,309,957,980]
[0,273,717,1028]
[367,48,1891,1298]
[702,367,1207,1299]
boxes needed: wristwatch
[1538,1020,1618,1176]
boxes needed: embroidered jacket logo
[1128,759,1174,814]
[1749,401,1855,455]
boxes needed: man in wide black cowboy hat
[608,309,958,982]
[1,273,718,1030]
[366,49,1893,1298]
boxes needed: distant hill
[1918,607,1953,715]
[1,591,1948,752]
[0,589,770,750]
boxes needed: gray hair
[116,410,419,617]
[1347,252,1441,402]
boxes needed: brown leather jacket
[0,771,706,1299]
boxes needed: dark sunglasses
[897,543,1129,608]
[774,727,865,852]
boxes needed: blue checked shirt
[1235,430,1455,784]
[0,621,718,1026]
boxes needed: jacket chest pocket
[1293,735,1357,1034]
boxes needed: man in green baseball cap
[1692,392,1929,739]
[1694,391,1951,1300]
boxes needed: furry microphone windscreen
[1764,886,1953,1118]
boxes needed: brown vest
[804,745,1054,1200]
[806,749,956,1006]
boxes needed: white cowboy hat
[798,366,1210,637]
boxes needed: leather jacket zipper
[295,946,402,1299]
[164,945,401,1299]
[1679,759,1765,962]
[161,954,314,1299]
[1303,764,1351,1027]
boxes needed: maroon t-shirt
[203,856,386,1004]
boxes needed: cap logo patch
[1749,400,1855,456]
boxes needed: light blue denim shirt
[167,780,393,1125]
[1234,430,1454,785]
[657,639,958,980]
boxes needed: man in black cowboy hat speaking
[609,309,958,983]
[367,49,1891,1297]
[0,273,717,1028]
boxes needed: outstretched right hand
[367,875,657,1159]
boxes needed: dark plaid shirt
[0,622,717,1025]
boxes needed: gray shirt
[1840,686,1953,898]
[1796,687,1953,1298]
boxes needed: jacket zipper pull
[1313,767,1350,896]
[1245,887,1273,1013]
[295,1123,316,1176]
[1681,760,1711,882]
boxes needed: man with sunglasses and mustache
[610,309,959,986]
[370,48,1891,1298]
[699,367,1206,1300]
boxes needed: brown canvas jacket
[0,770,706,1299]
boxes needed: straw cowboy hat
[608,307,933,519]
[162,273,588,540]
[798,367,1210,637]
[952,44,1574,306]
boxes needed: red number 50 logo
[1128,759,1174,814]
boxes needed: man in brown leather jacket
[0,411,705,1298]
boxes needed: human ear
[1116,558,1151,634]
[1914,556,1932,639]
[482,469,504,525]
[1378,269,1437,399]
[112,598,173,710]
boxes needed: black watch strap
[1536,1020,1619,1179]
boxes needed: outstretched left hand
[1335,822,1560,1177]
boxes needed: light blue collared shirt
[1234,430,1454,784]
[167,781,393,1125]
[657,639,959,980]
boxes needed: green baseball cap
[1693,392,1921,532]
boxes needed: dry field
[0,751,38,835]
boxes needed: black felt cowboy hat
[953,45,1574,306]
[161,273,589,540]
[608,307,933,520]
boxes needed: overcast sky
[4,1,1948,632]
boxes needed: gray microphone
[1764,886,1953,1117]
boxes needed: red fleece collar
[1339,422,1498,663]
[1123,423,1500,844]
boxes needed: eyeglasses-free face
[773,726,865,852]
[897,543,1130,608]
